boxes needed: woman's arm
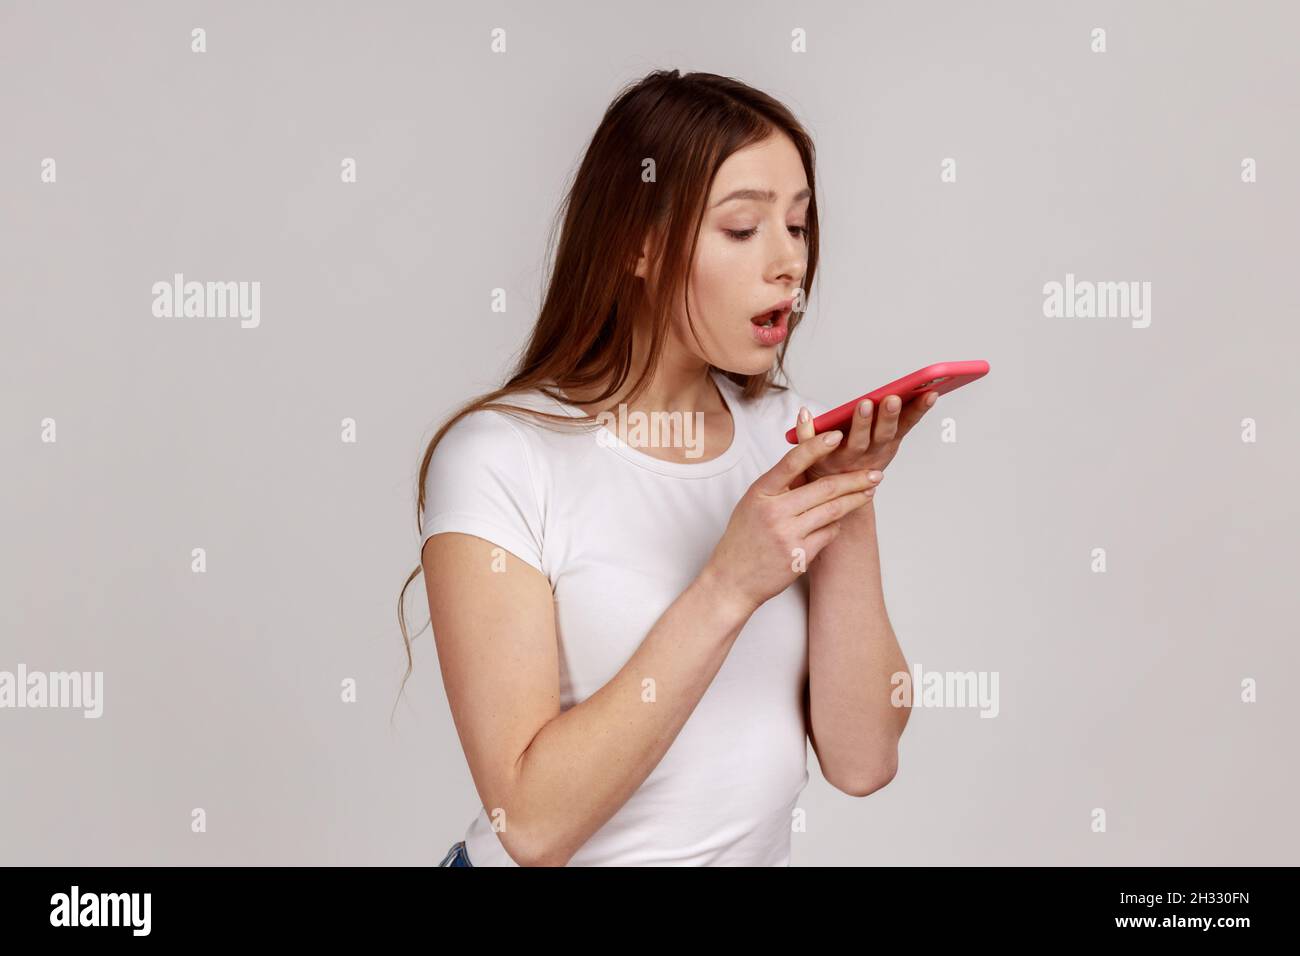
[794,392,938,795]
[804,497,911,796]
[423,532,755,867]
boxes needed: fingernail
[869,470,883,482]
[823,431,843,445]
[799,406,811,424]
[859,400,872,417]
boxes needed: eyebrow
[711,186,812,208]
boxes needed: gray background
[2,0,1296,865]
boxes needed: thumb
[789,407,817,488]
[795,405,817,442]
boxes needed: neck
[564,326,726,417]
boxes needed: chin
[715,351,778,378]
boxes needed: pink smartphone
[784,360,990,444]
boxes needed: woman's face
[653,132,811,377]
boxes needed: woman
[397,69,939,867]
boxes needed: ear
[633,223,664,283]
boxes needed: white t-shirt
[419,367,832,866]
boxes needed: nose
[770,248,805,288]
[767,230,805,285]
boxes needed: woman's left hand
[791,390,939,490]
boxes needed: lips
[750,296,796,328]
[750,307,790,346]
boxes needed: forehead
[709,133,809,201]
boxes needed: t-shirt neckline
[541,367,746,479]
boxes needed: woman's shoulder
[441,386,575,440]
[431,386,593,480]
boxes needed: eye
[724,225,809,241]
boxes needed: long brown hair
[394,68,821,714]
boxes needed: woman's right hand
[703,429,883,614]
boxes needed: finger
[873,394,904,443]
[801,521,842,563]
[844,398,874,456]
[895,390,937,438]
[797,488,875,537]
[756,428,845,495]
[787,406,817,490]
[783,467,882,517]
[795,405,816,442]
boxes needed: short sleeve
[419,410,546,575]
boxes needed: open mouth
[751,309,786,328]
